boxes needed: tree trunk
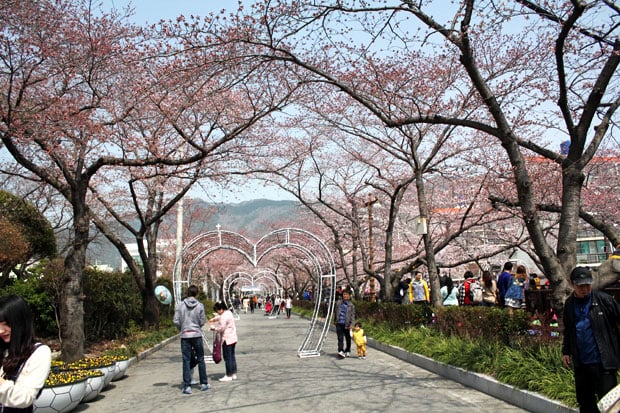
[60,207,88,362]
[415,172,441,306]
[142,287,160,329]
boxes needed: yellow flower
[65,356,115,370]
[44,371,89,388]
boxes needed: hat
[570,267,593,285]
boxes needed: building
[576,228,614,268]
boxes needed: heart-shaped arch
[221,269,286,319]
[172,228,336,357]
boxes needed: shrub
[82,268,143,341]
[1,276,57,338]
[433,306,530,345]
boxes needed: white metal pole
[173,197,184,304]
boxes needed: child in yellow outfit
[352,322,367,359]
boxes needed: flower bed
[34,373,88,413]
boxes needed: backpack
[469,280,484,305]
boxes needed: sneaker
[190,379,199,385]
[345,352,350,358]
[219,376,233,382]
[358,356,362,359]
[200,384,210,391]
[182,386,192,395]
[362,356,366,360]
[231,374,238,380]
[337,351,345,358]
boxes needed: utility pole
[173,196,184,304]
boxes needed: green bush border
[294,299,577,408]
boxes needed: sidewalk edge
[369,338,577,413]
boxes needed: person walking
[210,302,238,382]
[0,295,52,412]
[284,296,293,319]
[173,285,209,394]
[562,266,620,413]
[334,290,355,358]
[352,322,367,359]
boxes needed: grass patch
[363,320,577,408]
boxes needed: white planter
[96,364,116,388]
[111,359,130,381]
[81,374,106,402]
[33,379,87,413]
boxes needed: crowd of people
[392,261,551,313]
[2,262,616,412]
[389,263,620,413]
[231,294,294,318]
[170,264,620,412]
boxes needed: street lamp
[364,193,379,302]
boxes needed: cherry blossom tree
[189,1,620,312]
[0,1,154,360]
[239,77,531,303]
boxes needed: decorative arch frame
[221,270,285,319]
[173,227,336,357]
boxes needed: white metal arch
[222,270,285,319]
[173,227,336,358]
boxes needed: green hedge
[2,263,180,342]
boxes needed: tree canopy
[0,190,57,280]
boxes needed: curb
[368,338,576,413]
[124,333,180,368]
[320,320,576,413]
[136,334,179,362]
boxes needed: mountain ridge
[87,198,302,269]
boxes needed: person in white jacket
[0,295,51,412]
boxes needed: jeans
[222,341,237,376]
[336,323,351,353]
[574,363,617,413]
[181,337,208,387]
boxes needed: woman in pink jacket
[209,302,238,381]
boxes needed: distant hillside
[192,199,302,237]
[86,199,303,269]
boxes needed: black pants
[574,363,617,413]
[336,323,351,353]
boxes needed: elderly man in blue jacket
[562,267,620,413]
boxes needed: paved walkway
[75,311,529,413]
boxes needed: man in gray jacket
[174,285,209,394]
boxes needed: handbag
[212,331,222,364]
[189,348,199,369]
